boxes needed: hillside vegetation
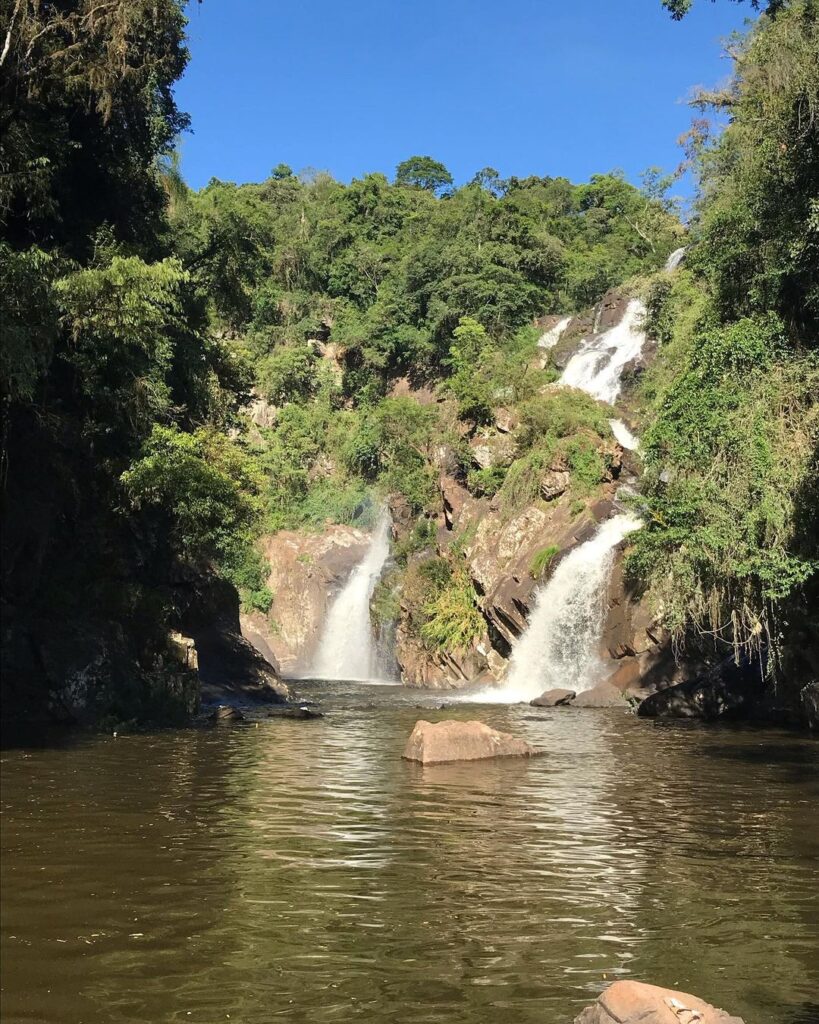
[1,0,816,723]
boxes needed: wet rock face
[180,574,289,706]
[402,719,536,764]
[637,658,766,721]
[242,526,371,676]
[395,624,498,690]
[803,681,819,729]
[572,681,627,708]
[574,980,745,1024]
[530,688,575,707]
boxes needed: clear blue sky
[176,0,752,197]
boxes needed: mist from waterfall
[559,298,647,405]
[469,514,642,704]
[309,510,394,681]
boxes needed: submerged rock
[572,681,627,708]
[266,706,324,720]
[402,719,536,764]
[210,705,244,723]
[530,688,575,707]
[574,979,744,1024]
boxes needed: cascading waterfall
[538,315,572,351]
[608,418,640,451]
[664,246,687,272]
[559,298,647,405]
[474,514,642,704]
[309,510,394,681]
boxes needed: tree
[395,156,454,195]
[469,167,506,197]
[662,0,783,18]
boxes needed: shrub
[530,544,560,579]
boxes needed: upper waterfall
[664,246,687,272]
[559,299,647,405]
[473,514,642,704]
[309,510,393,681]
[538,316,572,350]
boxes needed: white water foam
[466,514,642,704]
[309,511,394,682]
[664,246,687,272]
[538,316,572,350]
[609,418,640,451]
[559,299,647,405]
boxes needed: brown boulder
[540,469,570,501]
[572,681,627,707]
[574,979,745,1024]
[530,688,575,707]
[402,719,536,764]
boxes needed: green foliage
[517,389,609,448]
[631,3,819,664]
[467,466,508,497]
[370,571,402,628]
[342,398,441,512]
[417,559,485,652]
[0,244,58,402]
[530,545,560,579]
[395,156,454,194]
[258,345,319,405]
[393,518,437,564]
[564,435,608,494]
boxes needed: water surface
[2,680,818,1023]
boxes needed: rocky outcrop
[242,526,371,675]
[178,573,289,706]
[402,719,537,764]
[469,429,516,470]
[574,980,744,1024]
[637,657,766,721]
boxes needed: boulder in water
[530,688,576,707]
[402,719,536,764]
[266,705,324,720]
[210,705,244,723]
[574,979,744,1024]
[572,681,627,708]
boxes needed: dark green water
[2,680,818,1024]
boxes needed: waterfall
[538,315,572,351]
[608,418,640,451]
[473,514,642,704]
[664,246,687,272]
[309,511,393,681]
[559,298,647,405]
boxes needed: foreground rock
[402,720,536,764]
[572,681,627,707]
[530,688,575,707]
[574,980,745,1024]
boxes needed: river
[2,680,818,1024]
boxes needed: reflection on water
[2,681,818,1024]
